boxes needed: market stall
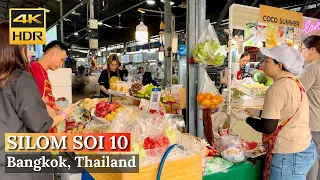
[50,3,317,180]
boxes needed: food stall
[50,3,316,180]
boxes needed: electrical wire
[67,32,88,44]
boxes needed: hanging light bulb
[135,15,148,44]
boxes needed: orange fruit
[120,86,124,92]
[201,99,211,109]
[205,93,213,100]
[197,93,205,102]
[211,98,220,105]
[216,96,224,103]
[209,103,217,109]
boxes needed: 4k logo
[9,9,46,45]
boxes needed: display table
[81,159,263,180]
[203,159,263,180]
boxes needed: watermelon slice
[243,141,258,151]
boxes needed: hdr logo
[9,9,46,45]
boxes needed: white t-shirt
[157,67,164,79]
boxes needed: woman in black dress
[98,54,123,97]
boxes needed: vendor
[296,35,320,180]
[232,45,316,180]
[237,51,251,79]
[98,54,124,97]
[220,51,251,93]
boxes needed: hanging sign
[302,19,320,34]
[259,5,303,29]
[149,88,162,111]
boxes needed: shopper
[98,54,124,97]
[29,40,76,127]
[296,35,320,180]
[232,45,316,180]
[156,62,165,80]
[142,72,157,86]
[0,21,54,180]
[138,67,145,74]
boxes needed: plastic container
[56,100,69,108]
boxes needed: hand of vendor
[63,104,77,116]
[232,108,249,121]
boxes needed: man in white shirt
[156,62,164,80]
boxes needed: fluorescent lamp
[147,0,155,5]
[98,22,103,25]
[74,32,79,36]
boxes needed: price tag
[149,88,162,111]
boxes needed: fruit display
[94,101,121,122]
[129,82,143,96]
[79,98,98,111]
[242,141,259,151]
[162,94,175,103]
[143,136,170,156]
[193,39,226,66]
[196,93,224,109]
[136,83,155,99]
[253,70,273,87]
[66,122,86,133]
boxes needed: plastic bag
[204,157,233,175]
[215,131,246,163]
[193,20,226,66]
[197,71,224,110]
[211,112,227,137]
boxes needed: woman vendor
[232,45,316,180]
[98,54,124,97]
[296,35,320,180]
[220,51,251,93]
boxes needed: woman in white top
[297,35,320,180]
[233,45,316,180]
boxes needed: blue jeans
[270,140,317,180]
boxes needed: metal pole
[48,1,86,30]
[164,0,172,88]
[90,0,94,19]
[196,0,206,138]
[186,0,197,135]
[60,0,63,42]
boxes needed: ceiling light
[147,0,155,5]
[64,18,71,21]
[74,32,79,36]
[160,0,174,5]
[135,21,148,45]
[98,22,103,25]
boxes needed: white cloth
[260,45,304,75]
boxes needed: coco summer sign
[302,19,320,34]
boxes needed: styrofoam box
[232,97,264,107]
